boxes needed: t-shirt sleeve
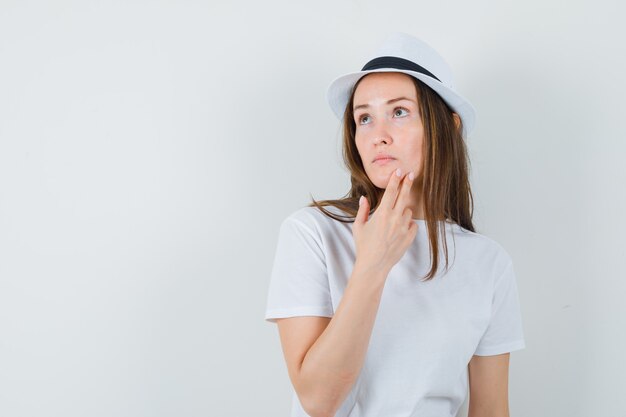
[474,260,526,356]
[264,215,334,323]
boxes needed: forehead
[353,72,417,101]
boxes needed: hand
[352,168,419,276]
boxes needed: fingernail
[409,171,414,181]
[395,168,402,177]
[359,195,364,206]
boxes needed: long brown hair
[308,73,476,281]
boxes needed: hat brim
[326,68,476,137]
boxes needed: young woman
[265,32,525,417]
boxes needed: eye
[394,107,409,117]
[357,114,371,125]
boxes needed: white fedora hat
[326,32,476,137]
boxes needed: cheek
[400,128,424,167]
[354,134,367,157]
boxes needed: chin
[365,171,389,187]
[374,177,390,189]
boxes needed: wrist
[352,260,389,283]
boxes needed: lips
[373,154,396,162]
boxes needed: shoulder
[274,206,351,258]
[451,224,514,275]
[283,205,349,232]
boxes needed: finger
[354,195,370,228]
[379,168,403,213]
[400,207,413,227]
[405,219,419,241]
[400,208,418,241]
[393,170,415,212]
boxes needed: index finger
[378,167,403,213]
[393,169,415,212]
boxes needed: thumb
[355,195,369,229]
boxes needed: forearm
[468,408,509,417]
[468,399,510,417]
[297,262,388,417]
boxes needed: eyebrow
[353,96,416,112]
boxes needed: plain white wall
[1,1,625,416]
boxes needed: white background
[1,1,625,416]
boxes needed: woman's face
[353,72,424,189]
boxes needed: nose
[371,117,393,145]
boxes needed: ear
[452,113,461,130]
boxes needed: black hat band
[361,56,441,83]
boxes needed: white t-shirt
[264,205,526,417]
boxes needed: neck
[408,181,425,220]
